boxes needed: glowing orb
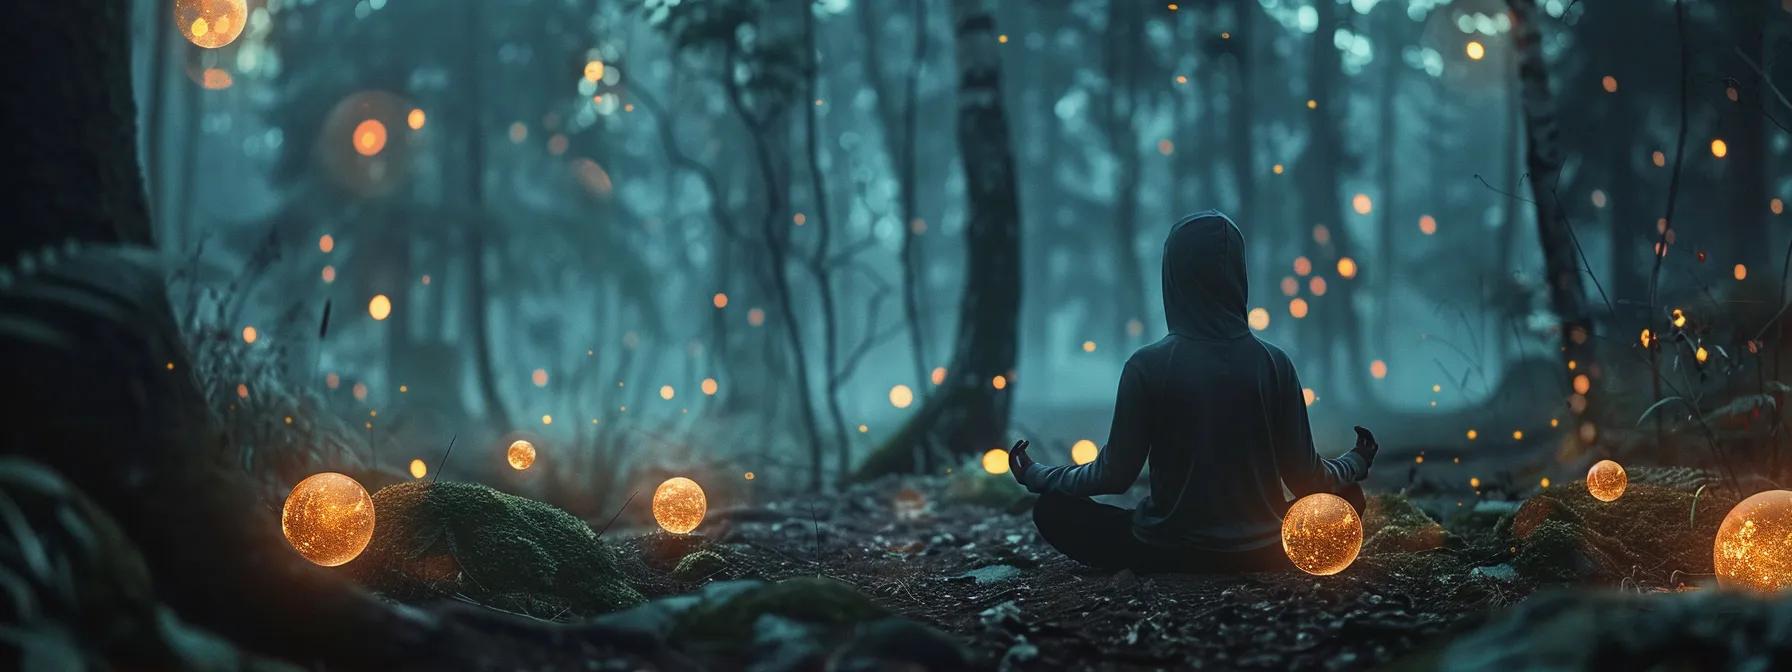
[1586,459,1627,502]
[175,0,247,49]
[652,477,707,534]
[982,448,1011,475]
[281,473,375,567]
[408,458,427,479]
[507,440,536,470]
[1465,40,1486,60]
[1071,439,1099,465]
[1337,257,1358,279]
[1248,307,1270,331]
[1282,493,1363,575]
[406,108,426,130]
[353,119,388,157]
[368,294,392,321]
[1715,490,1792,592]
[702,378,719,395]
[889,384,914,409]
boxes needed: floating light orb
[507,440,536,470]
[1572,374,1590,395]
[1586,459,1627,502]
[889,384,914,409]
[1248,307,1271,331]
[1465,40,1485,60]
[930,367,947,385]
[1302,388,1317,406]
[407,108,426,130]
[1289,298,1309,319]
[982,448,1010,475]
[712,292,729,309]
[532,368,549,387]
[1071,439,1099,465]
[1351,194,1372,215]
[1293,256,1312,276]
[319,234,335,253]
[1736,264,1749,281]
[1309,277,1328,296]
[353,119,388,157]
[992,375,1008,390]
[1418,215,1437,235]
[1711,138,1729,158]
[584,60,606,82]
[242,325,258,344]
[368,294,392,320]
[652,477,707,534]
[1715,490,1792,592]
[409,458,427,479]
[175,0,247,49]
[1282,493,1363,576]
[659,385,675,400]
[1369,360,1387,379]
[1467,429,1478,440]
[1337,257,1358,279]
[747,308,766,327]
[1601,75,1618,93]
[281,473,375,567]
[199,68,233,90]
[702,378,719,396]
[1082,340,1097,352]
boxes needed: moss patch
[1363,493,1447,554]
[1504,467,1733,584]
[349,480,643,615]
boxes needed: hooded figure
[1015,211,1376,572]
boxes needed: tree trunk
[859,0,934,392]
[1101,0,1148,348]
[856,0,1022,478]
[462,0,512,431]
[800,5,855,484]
[1509,0,1595,394]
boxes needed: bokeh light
[982,448,1010,475]
[889,384,914,409]
[1071,439,1099,465]
[409,458,427,479]
[175,0,247,49]
[368,294,392,321]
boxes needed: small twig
[430,435,457,485]
[594,489,639,539]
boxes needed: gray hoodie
[1022,211,1368,551]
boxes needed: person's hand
[1351,426,1379,465]
[1007,439,1033,485]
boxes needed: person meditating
[1008,211,1378,573]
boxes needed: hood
[1162,210,1250,340]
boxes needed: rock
[830,618,971,672]
[1434,589,1792,671]
[674,576,889,647]
[951,564,1021,585]
[672,549,730,583]
[349,480,643,615]
[942,468,1030,510]
[1469,564,1518,582]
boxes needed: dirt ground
[610,474,1526,671]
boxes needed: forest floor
[605,472,1527,671]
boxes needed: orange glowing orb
[175,0,247,49]
[507,440,536,470]
[652,477,707,534]
[281,473,375,567]
[1071,439,1099,465]
[1715,490,1792,592]
[982,448,1011,475]
[889,384,914,409]
[353,119,388,157]
[1586,459,1627,502]
[1248,307,1270,331]
[408,458,427,479]
[1282,493,1363,576]
[406,108,426,130]
[368,294,392,321]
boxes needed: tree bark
[856,0,1022,477]
[859,0,934,392]
[1509,0,1595,393]
[462,0,512,431]
[1100,0,1148,348]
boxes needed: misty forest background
[130,0,1792,519]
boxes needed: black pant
[1031,484,1366,574]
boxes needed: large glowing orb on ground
[175,0,247,49]
[1586,459,1627,502]
[653,477,707,534]
[281,473,376,567]
[507,440,536,470]
[1282,493,1363,576]
[1715,490,1792,592]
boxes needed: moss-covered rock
[1363,493,1448,554]
[671,549,729,583]
[349,480,643,615]
[1503,467,1733,584]
[942,467,1029,510]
